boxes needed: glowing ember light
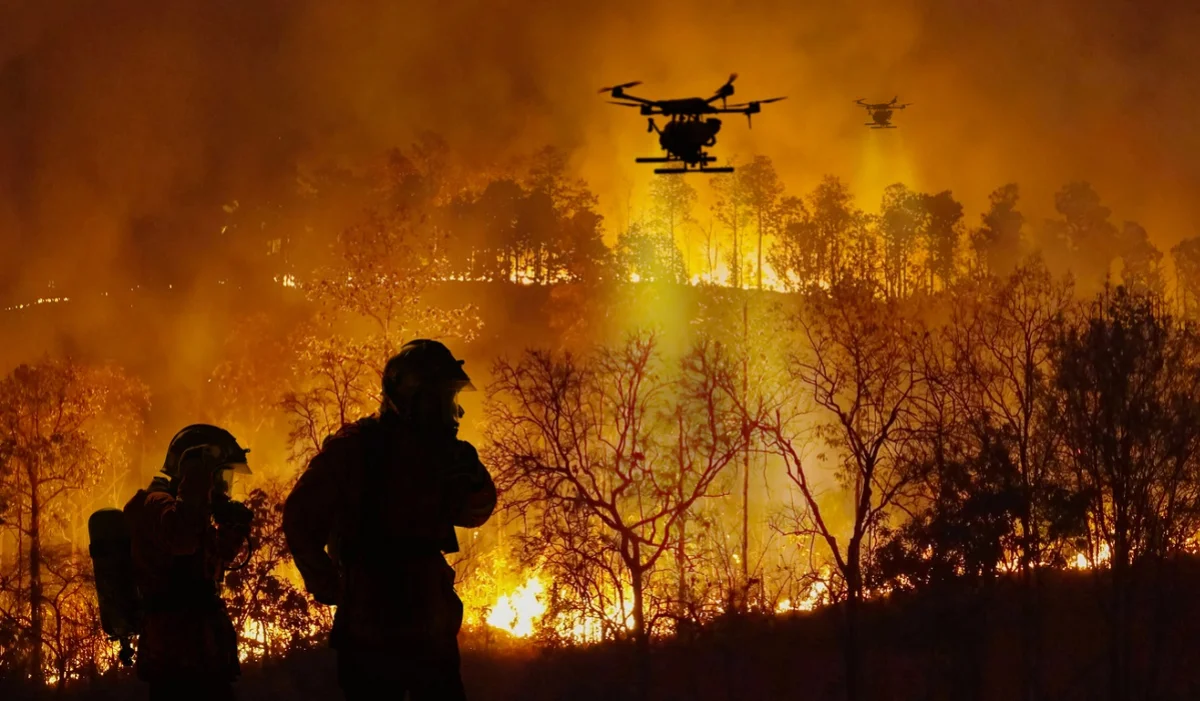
[629,272,642,283]
[4,296,70,312]
[486,575,546,638]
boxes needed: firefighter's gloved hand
[308,572,343,607]
[213,498,254,530]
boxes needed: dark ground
[10,559,1200,701]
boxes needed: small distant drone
[601,74,786,174]
[855,96,913,129]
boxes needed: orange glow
[485,575,547,638]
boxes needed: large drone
[855,96,912,129]
[601,74,785,174]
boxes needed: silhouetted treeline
[214,135,1200,318]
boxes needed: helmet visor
[214,467,235,497]
[450,361,476,392]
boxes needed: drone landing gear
[655,166,734,174]
[867,124,897,129]
[639,150,729,174]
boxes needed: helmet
[381,339,474,414]
[161,424,251,483]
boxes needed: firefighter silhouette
[122,424,254,701]
[284,339,497,701]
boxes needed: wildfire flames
[485,575,547,638]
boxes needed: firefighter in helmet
[283,339,496,701]
[123,424,254,701]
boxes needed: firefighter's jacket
[282,413,496,648]
[124,475,249,682]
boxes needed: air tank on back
[88,507,141,664]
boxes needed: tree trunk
[843,568,862,701]
[842,532,865,701]
[29,461,45,688]
[1110,542,1132,701]
[732,209,740,288]
[740,301,750,594]
[1146,554,1171,699]
[1018,510,1043,701]
[630,557,650,701]
[757,208,764,291]
[677,412,688,618]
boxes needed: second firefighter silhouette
[123,424,254,701]
[283,339,496,701]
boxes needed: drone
[601,74,785,174]
[855,96,913,129]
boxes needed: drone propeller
[607,101,644,107]
[713,73,738,108]
[599,81,642,94]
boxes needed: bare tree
[1053,285,1200,701]
[761,283,925,701]
[485,333,749,665]
[0,358,148,689]
[929,259,1081,699]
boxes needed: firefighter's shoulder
[316,415,384,458]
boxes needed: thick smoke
[2,0,1199,306]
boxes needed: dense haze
[8,6,1200,695]
[3,0,1200,305]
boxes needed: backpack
[87,507,142,666]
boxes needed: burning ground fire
[485,575,547,637]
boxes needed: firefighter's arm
[143,455,215,556]
[215,521,250,564]
[214,499,253,564]
[444,440,497,528]
[282,444,342,606]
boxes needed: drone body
[855,96,912,129]
[601,75,784,174]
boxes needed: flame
[777,576,831,613]
[1070,542,1112,570]
[476,570,638,643]
[485,574,547,638]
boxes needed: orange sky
[2,0,1199,302]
